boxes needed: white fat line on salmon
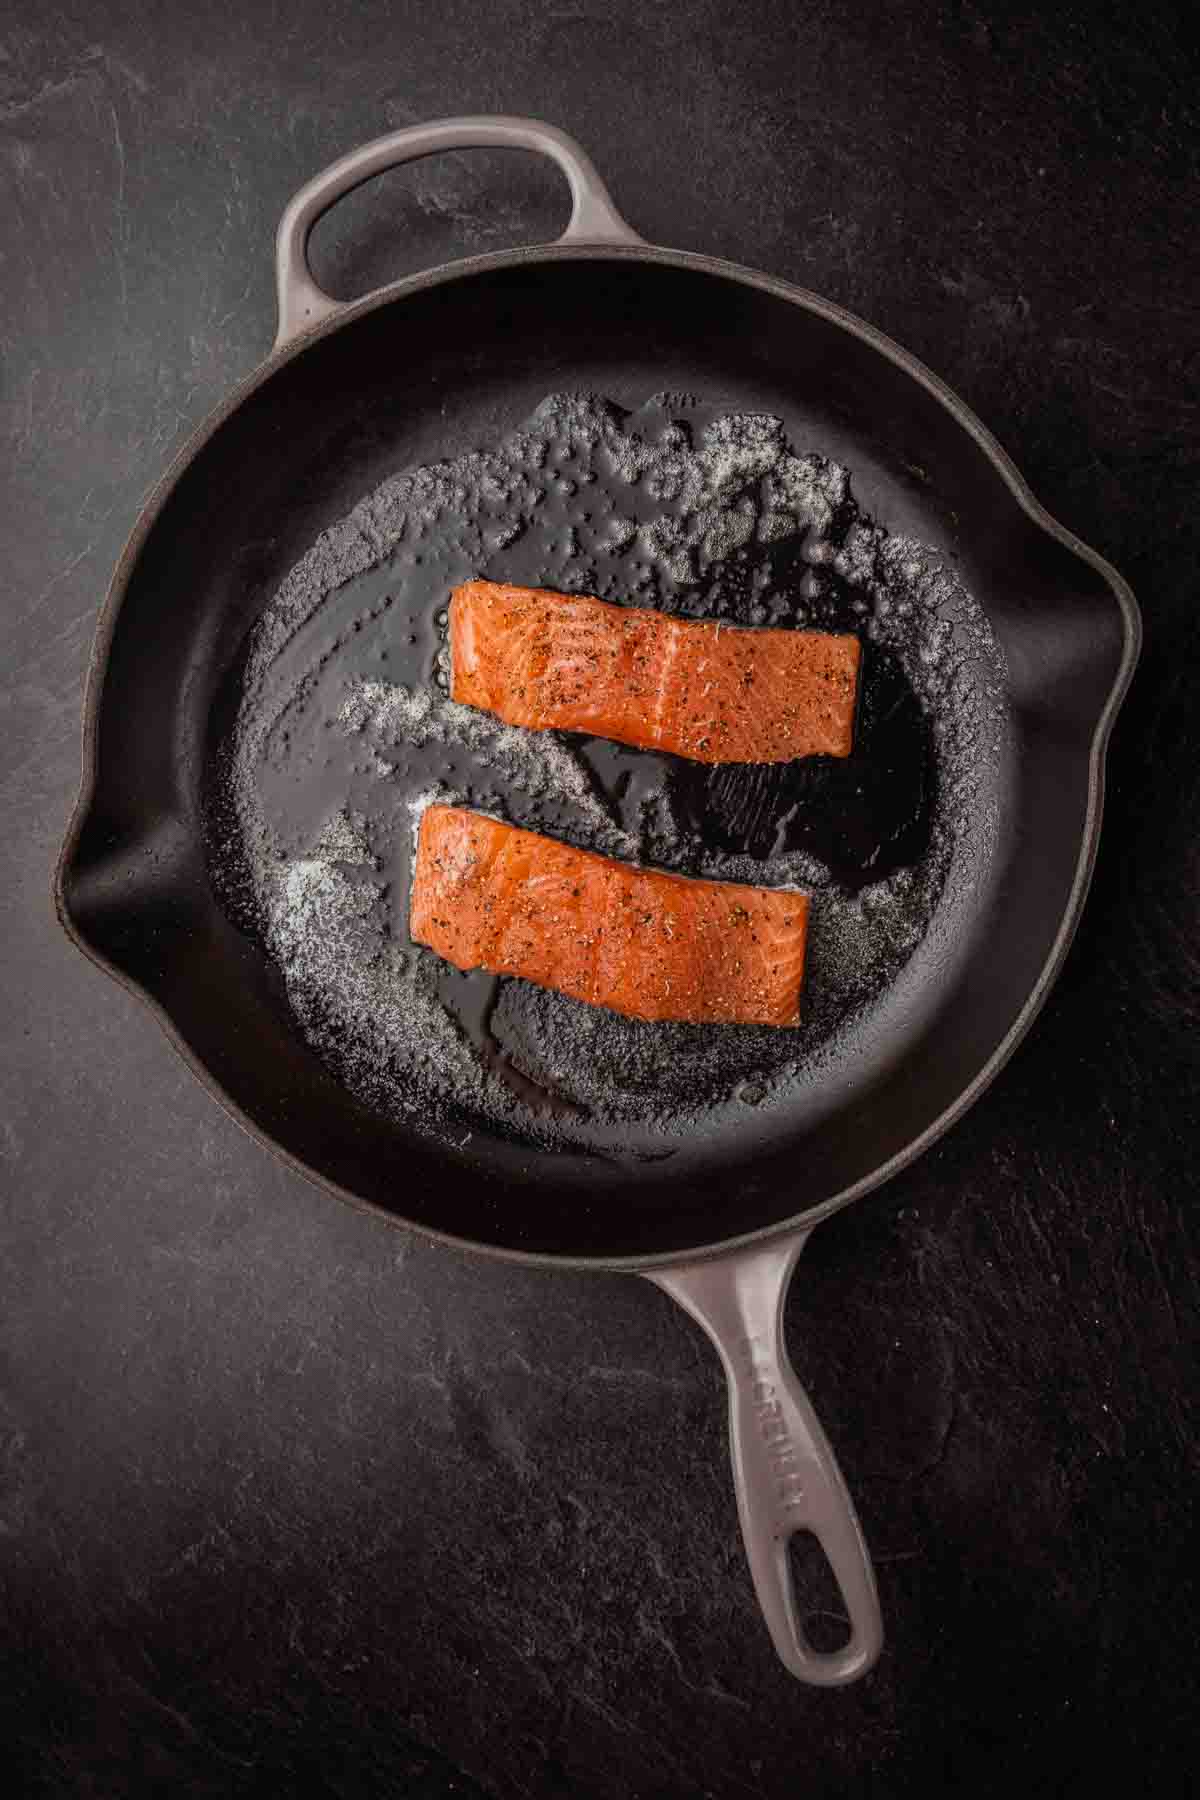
[652,615,684,749]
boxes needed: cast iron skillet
[55,118,1140,1685]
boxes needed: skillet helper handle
[650,1233,883,1685]
[274,115,643,349]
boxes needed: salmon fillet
[450,579,861,763]
[410,804,810,1027]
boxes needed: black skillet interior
[59,256,1131,1261]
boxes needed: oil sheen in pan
[208,393,1006,1154]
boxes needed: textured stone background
[2,1,1197,1794]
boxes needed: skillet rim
[53,241,1143,1272]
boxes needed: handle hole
[307,150,572,303]
[787,1530,852,1654]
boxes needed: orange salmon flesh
[449,580,861,764]
[410,804,810,1027]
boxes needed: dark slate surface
[2,1,1197,1793]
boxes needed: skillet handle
[274,115,643,349]
[649,1232,883,1685]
